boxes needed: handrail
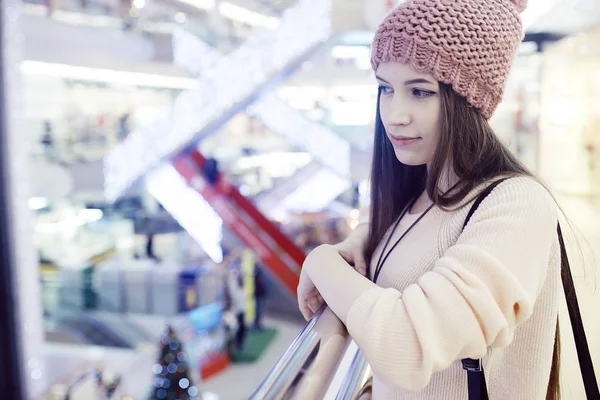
[335,348,372,400]
[251,306,353,400]
[250,307,323,400]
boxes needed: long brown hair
[364,82,560,398]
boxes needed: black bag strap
[461,178,599,400]
[557,224,599,399]
[462,178,508,230]
[461,178,507,400]
[461,358,489,400]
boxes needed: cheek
[378,98,391,126]
[428,121,442,157]
[419,103,441,139]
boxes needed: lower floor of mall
[28,191,600,400]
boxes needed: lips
[388,135,420,146]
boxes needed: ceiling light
[21,61,197,90]
[78,209,104,224]
[177,0,216,11]
[175,12,187,23]
[29,197,49,210]
[219,2,279,29]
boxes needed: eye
[412,88,435,98]
[378,85,394,95]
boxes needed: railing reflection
[252,306,373,400]
[335,347,372,400]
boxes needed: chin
[393,149,429,166]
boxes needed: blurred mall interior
[0,0,599,399]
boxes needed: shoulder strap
[462,178,509,230]
[461,178,509,400]
[462,178,599,400]
[557,224,599,399]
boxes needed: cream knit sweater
[306,177,560,399]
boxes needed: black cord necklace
[372,198,436,283]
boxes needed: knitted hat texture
[371,0,527,118]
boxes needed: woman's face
[376,62,441,167]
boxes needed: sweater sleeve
[345,178,558,391]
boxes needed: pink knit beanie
[371,0,527,119]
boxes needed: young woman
[297,0,563,398]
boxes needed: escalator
[104,0,333,202]
[253,161,352,217]
[105,0,344,302]
[173,150,306,299]
[56,315,133,349]
[43,279,155,349]
[148,149,348,302]
[172,29,353,219]
[172,28,351,181]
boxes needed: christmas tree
[149,326,201,400]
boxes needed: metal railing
[335,347,373,400]
[252,306,373,400]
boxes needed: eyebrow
[375,75,435,86]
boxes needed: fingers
[301,305,312,321]
[308,296,320,314]
[299,298,313,321]
[308,295,324,313]
[340,249,367,277]
[338,249,353,265]
[299,295,325,321]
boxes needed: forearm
[305,244,378,324]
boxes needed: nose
[388,95,411,126]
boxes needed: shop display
[94,259,224,317]
[150,263,187,317]
[34,204,118,276]
[150,263,222,317]
[121,260,153,314]
[57,262,96,311]
[171,305,230,382]
[24,73,175,165]
[94,260,125,312]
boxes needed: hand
[297,266,324,321]
[297,245,335,320]
[333,225,369,276]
